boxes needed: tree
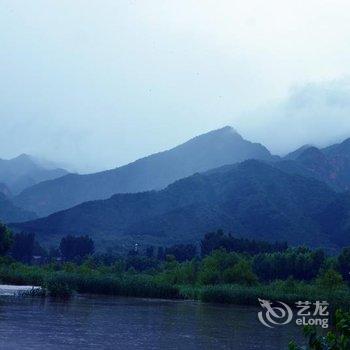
[201,230,225,257]
[289,309,350,350]
[59,235,94,261]
[316,269,344,293]
[338,247,350,281]
[10,232,35,263]
[157,247,165,261]
[200,229,288,257]
[198,249,240,285]
[223,260,258,286]
[0,223,13,256]
[252,248,325,282]
[49,247,60,259]
[145,246,154,258]
[165,244,196,262]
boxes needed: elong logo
[257,299,329,329]
[258,299,293,328]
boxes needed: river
[0,291,305,349]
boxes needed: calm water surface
[0,294,305,350]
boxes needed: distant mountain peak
[217,125,238,133]
[13,157,340,249]
[0,153,34,165]
[14,126,274,216]
[16,153,31,159]
[284,144,314,160]
[338,137,350,150]
[298,146,322,156]
[295,147,328,166]
[187,126,241,141]
[0,154,69,195]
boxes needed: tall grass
[57,272,180,299]
[0,263,180,299]
[0,264,46,286]
[0,262,349,309]
[196,282,350,310]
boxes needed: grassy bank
[0,261,349,311]
[0,263,179,299]
[186,283,350,311]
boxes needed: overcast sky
[1,0,350,172]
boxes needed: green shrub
[316,269,345,292]
[289,309,350,349]
[45,274,73,298]
[222,260,258,286]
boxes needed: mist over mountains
[0,154,68,195]
[5,126,350,251]
[279,137,350,191]
[13,126,273,217]
[14,159,343,250]
[0,193,36,223]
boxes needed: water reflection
[0,295,305,349]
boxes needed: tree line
[1,224,350,284]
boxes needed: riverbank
[0,261,349,311]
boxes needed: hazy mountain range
[0,154,68,195]
[278,138,350,191]
[0,192,36,223]
[12,159,347,250]
[13,127,273,217]
[5,126,350,250]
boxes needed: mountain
[0,193,36,223]
[14,126,273,217]
[13,160,344,250]
[0,183,12,197]
[0,154,69,194]
[284,145,313,160]
[317,193,350,248]
[283,138,350,191]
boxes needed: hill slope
[14,127,273,217]
[282,138,350,191]
[0,154,68,194]
[0,183,12,197]
[0,193,36,223]
[13,160,342,249]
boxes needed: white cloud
[236,79,350,155]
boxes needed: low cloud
[237,79,350,155]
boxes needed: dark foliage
[10,232,35,263]
[165,244,196,262]
[125,256,160,272]
[0,223,13,255]
[59,235,94,262]
[145,246,154,258]
[289,309,350,349]
[201,230,287,257]
[252,247,326,281]
[338,247,350,281]
[157,247,165,261]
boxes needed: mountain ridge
[283,138,350,191]
[14,126,274,217]
[0,154,68,195]
[12,160,343,250]
[0,192,37,223]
